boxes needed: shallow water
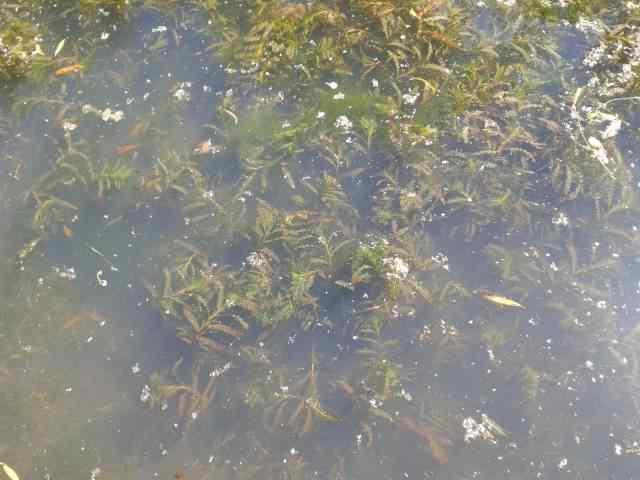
[1,1,640,479]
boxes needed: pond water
[1,1,640,479]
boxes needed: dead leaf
[115,144,138,156]
[478,290,525,309]
[53,38,66,57]
[0,463,21,480]
[54,64,83,77]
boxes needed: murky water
[2,1,640,479]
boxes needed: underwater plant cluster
[2,0,640,479]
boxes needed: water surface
[1,1,640,479]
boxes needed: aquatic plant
[4,0,640,478]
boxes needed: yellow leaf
[307,399,340,422]
[479,291,525,309]
[54,38,66,57]
[54,63,83,77]
[18,236,42,259]
[0,463,21,480]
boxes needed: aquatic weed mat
[2,0,640,478]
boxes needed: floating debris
[478,290,525,309]
[462,414,508,444]
[0,463,19,480]
[383,256,409,280]
[53,38,66,57]
[82,104,125,123]
[115,144,138,156]
[96,270,108,287]
[54,63,82,77]
[334,115,352,131]
[54,265,77,280]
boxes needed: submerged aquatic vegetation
[0,19,41,84]
[263,351,339,436]
[3,0,640,478]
